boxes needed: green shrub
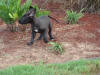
[66,9,84,24]
[33,4,50,17]
[48,42,64,54]
[0,0,32,24]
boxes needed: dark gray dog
[19,6,58,45]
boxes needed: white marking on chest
[34,29,38,32]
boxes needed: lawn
[0,58,100,75]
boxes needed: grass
[0,58,100,75]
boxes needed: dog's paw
[27,42,33,46]
[37,38,42,41]
[44,40,49,43]
[50,38,54,41]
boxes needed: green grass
[0,59,100,75]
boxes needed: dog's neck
[31,16,36,25]
[30,16,39,29]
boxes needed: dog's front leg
[27,29,36,46]
[37,33,43,40]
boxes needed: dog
[19,6,58,45]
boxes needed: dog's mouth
[19,20,26,24]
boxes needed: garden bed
[0,12,100,69]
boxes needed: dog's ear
[29,8,36,17]
[29,6,36,13]
[29,6,33,10]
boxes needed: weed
[48,42,64,54]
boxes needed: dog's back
[36,15,50,29]
[39,15,50,23]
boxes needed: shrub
[33,4,50,17]
[0,0,32,24]
[48,42,64,54]
[0,0,32,31]
[66,9,83,24]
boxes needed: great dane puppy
[19,6,58,45]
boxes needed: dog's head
[19,6,36,24]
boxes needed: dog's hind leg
[43,30,49,43]
[48,23,54,40]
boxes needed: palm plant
[0,0,32,32]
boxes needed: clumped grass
[66,9,84,24]
[0,59,100,75]
[48,42,64,54]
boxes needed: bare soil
[0,12,100,69]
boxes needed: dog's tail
[48,15,59,23]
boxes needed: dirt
[0,12,100,69]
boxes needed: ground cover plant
[0,59,100,75]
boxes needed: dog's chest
[34,29,38,32]
[33,26,39,32]
[33,26,43,33]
